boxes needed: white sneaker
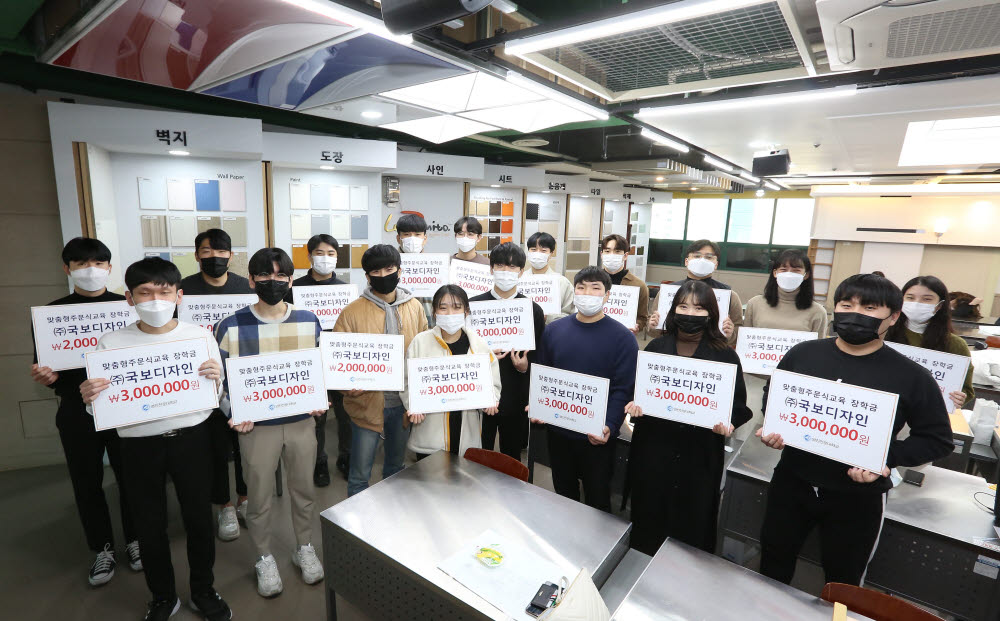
[292,543,325,585]
[217,506,239,542]
[236,499,248,527]
[126,540,143,571]
[254,554,283,597]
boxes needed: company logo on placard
[142,404,150,412]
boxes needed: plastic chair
[821,583,943,621]
[463,448,529,482]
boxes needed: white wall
[525,191,567,273]
[387,177,465,253]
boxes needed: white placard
[292,285,359,330]
[177,294,258,334]
[603,284,640,329]
[468,298,536,351]
[406,354,495,414]
[32,301,139,371]
[225,348,328,424]
[86,338,219,431]
[528,364,608,436]
[763,369,898,473]
[633,350,737,429]
[884,342,970,413]
[517,275,559,315]
[320,332,404,391]
[450,260,494,297]
[400,253,450,298]
[736,327,818,375]
[655,283,731,332]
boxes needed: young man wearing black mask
[756,273,953,586]
[179,229,251,294]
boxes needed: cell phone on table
[902,469,925,486]
[526,581,560,618]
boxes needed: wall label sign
[498,174,513,184]
[547,182,567,191]
[217,173,244,180]
[155,129,187,146]
[591,188,602,196]
[320,150,344,163]
[426,164,445,176]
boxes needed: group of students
[29,219,963,620]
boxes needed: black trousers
[318,391,351,466]
[57,402,135,552]
[481,413,527,461]
[121,420,215,600]
[546,430,615,512]
[208,409,246,504]
[760,468,886,586]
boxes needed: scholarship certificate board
[633,350,737,429]
[406,354,495,414]
[763,369,898,473]
[449,260,493,297]
[32,301,138,371]
[528,364,608,436]
[517,275,559,315]
[603,284,640,329]
[400,253,450,298]
[319,332,404,391]
[655,284,731,332]
[467,298,536,351]
[885,341,969,414]
[178,294,257,333]
[225,348,328,424]
[292,285,359,330]
[736,327,817,375]
[86,338,218,431]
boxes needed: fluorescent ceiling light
[703,155,732,172]
[781,177,872,184]
[655,176,665,182]
[811,183,1000,197]
[899,115,1000,166]
[380,72,541,115]
[504,0,766,55]
[490,184,501,188]
[639,128,689,153]
[504,72,608,120]
[168,150,189,156]
[637,87,857,118]
[763,180,780,191]
[380,115,498,144]
[492,0,517,13]
[361,110,383,120]
[281,0,413,44]
[946,169,964,174]
[460,100,592,133]
[739,172,760,183]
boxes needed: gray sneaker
[254,554,283,597]
[217,506,239,542]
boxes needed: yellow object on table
[950,410,972,436]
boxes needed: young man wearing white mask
[396,213,428,255]
[530,266,638,512]
[29,237,142,586]
[525,232,574,323]
[80,257,231,621]
[470,242,546,460]
[600,234,649,335]
[452,216,490,265]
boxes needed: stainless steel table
[613,538,875,621]
[320,451,631,621]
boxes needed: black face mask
[200,256,229,279]
[832,311,887,345]
[254,280,289,306]
[369,271,399,295]
[673,313,710,334]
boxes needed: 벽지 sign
[320,332,404,391]
[225,348,328,424]
[400,253,450,298]
[633,350,737,429]
[467,298,536,351]
[655,284,731,332]
[736,327,818,375]
[762,369,898,473]
[32,301,139,371]
[603,284,640,329]
[517,275,559,315]
[406,354,495,414]
[292,285,359,330]
[86,338,219,430]
[528,364,608,436]
[449,260,493,297]
[885,341,970,413]
[178,294,257,333]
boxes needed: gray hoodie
[360,285,415,407]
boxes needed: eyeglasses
[690,253,717,260]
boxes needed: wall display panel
[292,244,310,270]
[469,186,524,256]
[629,202,652,281]
[170,251,199,278]
[350,186,369,211]
[566,196,602,279]
[351,215,369,239]
[168,215,197,247]
[221,217,248,247]
[526,192,568,273]
[311,213,331,237]
[603,201,628,237]
[384,177,465,253]
[140,215,167,247]
[196,216,221,234]
[137,177,165,210]
[290,183,310,210]
[331,212,350,239]
[290,213,311,240]
[229,251,249,280]
[166,178,195,211]
[194,179,221,211]
[311,184,331,210]
[336,245,351,269]
[219,178,246,212]
[351,244,369,268]
[330,185,350,210]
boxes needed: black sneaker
[313,461,331,487]
[88,543,116,586]
[190,589,232,621]
[335,455,350,480]
[143,597,179,621]
[126,540,143,571]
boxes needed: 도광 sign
[528,364,608,436]
[177,294,258,333]
[467,298,536,351]
[736,327,817,375]
[633,350,737,429]
[32,301,138,371]
[292,285,359,330]
[320,332,404,391]
[225,348,328,424]
[406,354,495,414]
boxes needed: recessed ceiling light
[490,184,501,188]
[946,169,964,174]
[168,150,190,156]
[690,187,698,191]
[755,189,766,197]
[320,165,335,170]
[361,110,383,120]
[899,115,1000,166]
[655,176,665,182]
[542,190,551,193]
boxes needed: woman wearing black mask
[624,279,753,555]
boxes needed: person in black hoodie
[624,279,752,555]
[470,242,545,461]
[756,273,953,586]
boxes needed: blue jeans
[347,405,408,496]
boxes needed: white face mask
[71,266,110,292]
[574,294,605,317]
[527,251,550,270]
[687,257,715,278]
[435,313,466,335]
[493,270,520,292]
[134,298,176,328]
[400,237,424,254]
[456,236,478,253]
[902,301,939,333]
[775,272,805,292]
[602,253,625,273]
[311,256,336,276]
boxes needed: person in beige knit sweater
[743,249,828,337]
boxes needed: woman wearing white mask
[887,276,974,410]
[743,249,828,337]
[403,285,502,458]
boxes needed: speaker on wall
[752,149,791,177]
[381,0,492,34]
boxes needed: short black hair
[573,266,611,293]
[396,213,427,234]
[361,244,401,274]
[62,237,111,265]
[454,216,482,236]
[489,242,526,269]
[194,228,232,252]
[685,239,721,258]
[833,273,903,313]
[527,232,556,252]
[601,234,629,253]
[307,234,339,254]
[124,257,181,291]
[248,248,294,278]
[431,285,470,313]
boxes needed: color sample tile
[194,179,221,211]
